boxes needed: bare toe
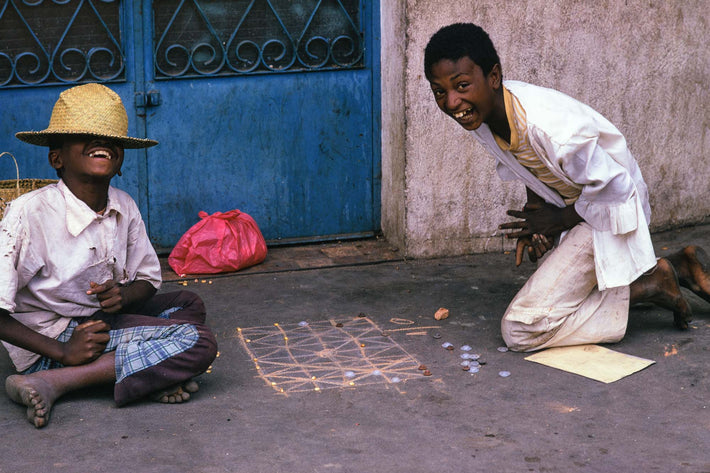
[183,380,199,394]
[153,385,191,404]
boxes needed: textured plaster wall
[379,0,407,251]
[381,0,710,258]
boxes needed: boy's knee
[501,314,551,352]
[194,326,218,373]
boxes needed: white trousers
[501,223,630,352]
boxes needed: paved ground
[0,226,708,473]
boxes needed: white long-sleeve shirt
[471,80,656,290]
[0,180,161,370]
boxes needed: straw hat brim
[15,130,158,149]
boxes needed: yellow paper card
[524,344,655,383]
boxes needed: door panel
[144,69,374,247]
[0,0,379,249]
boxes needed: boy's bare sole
[5,375,56,428]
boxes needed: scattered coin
[335,323,343,327]
[432,332,442,339]
[358,312,367,318]
[497,346,509,353]
[460,345,472,351]
[498,370,511,377]
[423,370,432,376]
[418,364,427,370]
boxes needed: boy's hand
[61,320,110,365]
[514,234,554,266]
[499,202,583,239]
[87,280,124,314]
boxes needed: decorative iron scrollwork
[153,0,363,79]
[0,0,124,88]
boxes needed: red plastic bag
[168,210,267,275]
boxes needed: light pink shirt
[0,180,161,370]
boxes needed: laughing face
[428,56,503,131]
[49,135,124,182]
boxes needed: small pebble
[372,370,382,376]
[336,323,344,327]
[391,377,401,383]
[344,371,356,378]
[498,370,511,378]
[497,346,509,353]
[441,342,453,349]
[462,366,470,371]
[418,364,427,370]
[460,345,472,351]
[446,345,454,351]
[432,332,442,339]
[358,312,367,318]
[298,321,309,327]
[423,370,432,376]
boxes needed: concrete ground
[0,226,708,473]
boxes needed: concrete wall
[381,1,710,258]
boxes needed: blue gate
[0,0,380,250]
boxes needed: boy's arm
[0,309,109,365]
[87,279,157,314]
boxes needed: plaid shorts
[24,307,200,383]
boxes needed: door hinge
[134,90,162,107]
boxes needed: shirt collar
[58,179,123,237]
[493,86,523,152]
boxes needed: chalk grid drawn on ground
[237,317,425,395]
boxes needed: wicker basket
[0,152,57,220]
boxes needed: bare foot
[153,380,199,404]
[666,245,710,303]
[630,258,692,329]
[5,374,59,428]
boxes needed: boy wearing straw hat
[0,83,217,428]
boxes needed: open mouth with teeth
[87,150,113,160]
[452,108,474,120]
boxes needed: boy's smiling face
[428,56,503,131]
[49,136,124,181]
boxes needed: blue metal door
[0,0,380,249]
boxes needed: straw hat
[15,83,158,149]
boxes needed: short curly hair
[424,23,501,80]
